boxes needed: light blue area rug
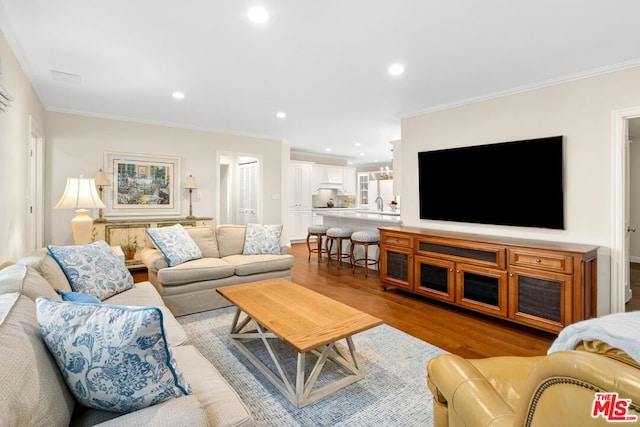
[177,307,447,426]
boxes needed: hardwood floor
[626,263,640,311]
[289,242,554,359]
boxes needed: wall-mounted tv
[418,136,564,229]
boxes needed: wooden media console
[379,226,598,333]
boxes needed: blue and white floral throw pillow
[36,298,191,413]
[242,223,283,255]
[146,224,203,267]
[47,240,134,301]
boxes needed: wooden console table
[93,217,213,269]
[379,226,598,333]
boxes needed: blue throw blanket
[548,310,640,364]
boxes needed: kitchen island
[315,210,402,270]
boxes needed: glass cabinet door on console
[380,246,413,291]
[414,256,455,302]
[455,263,508,317]
[508,266,573,331]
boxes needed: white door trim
[611,106,640,313]
[28,115,45,252]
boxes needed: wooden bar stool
[350,230,380,278]
[325,227,353,269]
[306,225,329,262]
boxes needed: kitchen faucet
[375,196,384,211]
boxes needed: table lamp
[54,177,106,244]
[94,169,110,223]
[185,175,198,219]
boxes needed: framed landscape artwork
[103,151,182,217]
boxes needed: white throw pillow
[242,223,283,255]
[47,240,134,301]
[145,224,203,267]
[36,297,191,413]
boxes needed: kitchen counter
[315,210,402,226]
[312,207,361,211]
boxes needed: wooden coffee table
[217,278,383,408]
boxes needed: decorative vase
[123,248,136,261]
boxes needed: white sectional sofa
[0,249,254,427]
[141,224,295,316]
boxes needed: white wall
[45,112,287,245]
[400,66,640,315]
[0,30,45,262]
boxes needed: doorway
[612,107,640,313]
[626,117,640,311]
[216,153,262,225]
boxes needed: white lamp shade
[184,175,198,189]
[94,170,110,187]
[54,177,106,245]
[54,177,106,210]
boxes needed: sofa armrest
[427,354,515,427]
[95,395,208,427]
[140,248,168,272]
[511,350,640,426]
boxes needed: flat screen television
[418,136,564,229]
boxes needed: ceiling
[2,1,640,165]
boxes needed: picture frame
[103,151,182,217]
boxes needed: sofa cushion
[36,298,192,413]
[172,345,253,426]
[242,223,283,255]
[216,225,246,257]
[187,227,220,259]
[223,254,294,276]
[103,282,187,347]
[0,293,75,426]
[158,258,236,286]
[18,249,73,293]
[47,240,134,300]
[146,224,203,267]
[0,263,61,300]
[71,394,208,427]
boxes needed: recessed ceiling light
[325,148,332,152]
[388,64,405,76]
[355,142,361,147]
[276,111,286,118]
[347,161,353,165]
[373,160,379,163]
[172,91,185,100]
[360,152,366,156]
[248,6,269,23]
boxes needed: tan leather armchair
[427,341,640,427]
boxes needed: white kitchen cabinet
[357,172,370,205]
[311,165,324,193]
[291,161,313,210]
[290,161,313,241]
[290,211,312,241]
[342,167,356,195]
